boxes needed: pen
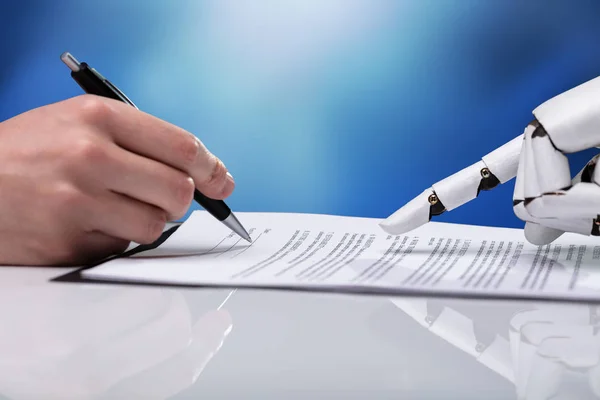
[60,52,252,243]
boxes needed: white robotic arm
[380,75,600,245]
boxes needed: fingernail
[218,172,234,197]
[221,175,235,197]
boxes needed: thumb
[524,221,564,245]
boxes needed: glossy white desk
[1,264,599,399]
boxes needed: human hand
[380,75,600,246]
[0,95,234,265]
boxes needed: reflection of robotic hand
[387,297,517,382]
[0,285,232,399]
[389,297,600,399]
[510,305,600,400]
[380,76,600,246]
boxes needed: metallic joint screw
[428,194,438,205]
[480,168,491,179]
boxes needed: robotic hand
[380,75,600,246]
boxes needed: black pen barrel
[194,190,230,221]
[71,66,123,102]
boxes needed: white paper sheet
[80,211,600,302]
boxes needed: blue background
[2,0,600,229]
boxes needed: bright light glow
[131,0,401,210]
[202,0,395,79]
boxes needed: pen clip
[102,79,138,109]
[83,63,138,109]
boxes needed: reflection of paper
[80,211,600,302]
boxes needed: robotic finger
[380,133,524,235]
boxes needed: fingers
[193,154,235,199]
[522,218,589,245]
[526,183,600,220]
[532,75,600,153]
[432,160,489,211]
[516,75,600,244]
[71,95,235,200]
[431,135,524,211]
[523,222,564,246]
[481,134,524,183]
[380,134,523,235]
[87,191,169,245]
[83,143,196,220]
[514,134,600,244]
[513,121,571,219]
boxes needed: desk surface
[1,265,599,399]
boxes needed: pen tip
[221,213,252,243]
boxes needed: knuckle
[53,183,86,211]
[176,135,200,168]
[68,139,106,164]
[74,95,113,124]
[139,211,167,244]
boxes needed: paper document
[75,211,600,302]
